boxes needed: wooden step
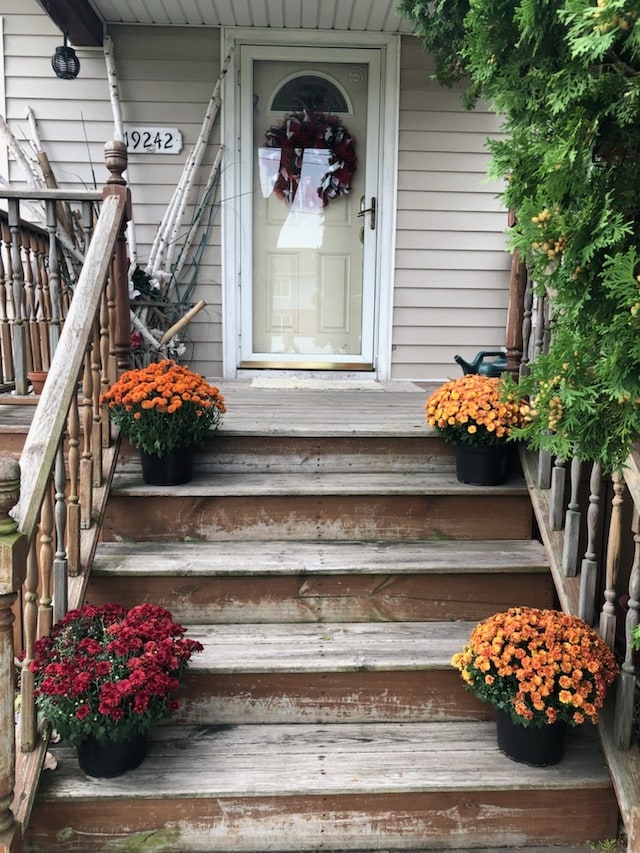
[175,620,490,725]
[102,471,533,542]
[88,539,553,623]
[27,721,618,852]
[116,433,457,474]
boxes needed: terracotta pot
[27,370,48,395]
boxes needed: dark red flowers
[31,602,203,746]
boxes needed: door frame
[220,27,400,380]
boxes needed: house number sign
[123,126,183,154]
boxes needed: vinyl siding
[393,37,510,381]
[2,5,224,376]
[95,25,223,379]
[2,5,511,382]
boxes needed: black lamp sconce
[51,34,80,80]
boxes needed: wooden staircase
[22,383,619,851]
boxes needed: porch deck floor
[0,379,440,435]
[209,379,437,437]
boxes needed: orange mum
[100,359,226,458]
[451,606,619,729]
[425,374,524,447]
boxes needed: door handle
[358,196,376,230]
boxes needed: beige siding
[393,36,510,381]
[2,6,511,382]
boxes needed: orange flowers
[425,374,524,447]
[451,607,619,728]
[100,360,226,457]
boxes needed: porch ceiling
[37,0,415,46]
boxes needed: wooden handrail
[0,141,131,852]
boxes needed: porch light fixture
[51,34,80,80]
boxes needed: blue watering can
[454,350,507,378]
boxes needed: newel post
[103,140,131,375]
[0,459,27,853]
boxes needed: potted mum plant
[100,359,226,485]
[30,602,203,777]
[452,606,619,766]
[425,373,524,485]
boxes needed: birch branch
[149,50,232,277]
[159,299,206,345]
[103,36,125,142]
[171,145,224,281]
[27,107,76,243]
[0,114,42,187]
[104,35,137,267]
[130,310,162,350]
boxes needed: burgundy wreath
[264,110,357,207]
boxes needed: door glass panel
[252,60,368,360]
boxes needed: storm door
[238,45,382,370]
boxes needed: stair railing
[0,140,131,852]
[0,188,102,396]
[516,268,640,852]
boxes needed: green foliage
[398,0,640,472]
[397,0,476,93]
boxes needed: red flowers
[31,602,203,746]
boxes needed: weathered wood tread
[109,470,528,496]
[186,620,473,673]
[210,383,434,437]
[38,721,612,800]
[92,539,549,577]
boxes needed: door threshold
[249,376,383,390]
[237,369,378,382]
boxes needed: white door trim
[220,27,399,380]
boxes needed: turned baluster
[535,293,553,488]
[0,239,12,383]
[22,231,39,372]
[8,200,26,394]
[578,461,602,625]
[81,199,94,255]
[519,269,533,380]
[562,457,582,576]
[20,546,38,751]
[80,349,94,529]
[549,457,566,531]
[36,486,54,642]
[504,219,526,378]
[599,472,625,649]
[91,320,103,487]
[99,289,112,447]
[614,507,640,749]
[0,458,26,853]
[66,397,81,576]
[31,233,49,368]
[53,445,68,623]
[45,198,60,356]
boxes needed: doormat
[250,378,383,391]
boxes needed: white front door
[223,32,398,375]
